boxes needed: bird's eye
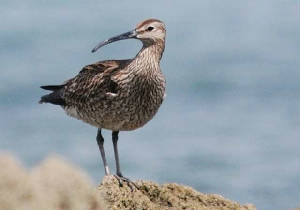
[147,26,154,31]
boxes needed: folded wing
[39,59,131,106]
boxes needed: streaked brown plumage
[39,18,166,184]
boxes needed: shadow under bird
[39,18,166,185]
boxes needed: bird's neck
[135,40,165,64]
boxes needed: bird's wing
[62,59,131,105]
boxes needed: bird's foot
[113,174,139,191]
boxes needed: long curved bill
[91,29,137,53]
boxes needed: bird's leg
[112,131,122,177]
[112,131,138,190]
[96,128,110,175]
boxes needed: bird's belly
[63,93,164,131]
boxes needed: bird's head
[92,18,166,53]
[135,19,166,44]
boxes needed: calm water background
[0,0,299,209]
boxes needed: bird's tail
[39,85,66,106]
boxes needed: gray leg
[96,128,110,175]
[112,131,122,177]
[112,131,138,190]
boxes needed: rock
[0,154,37,210]
[30,155,104,210]
[0,153,256,210]
[99,175,256,210]
[0,154,103,210]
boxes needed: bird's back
[63,59,131,106]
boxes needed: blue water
[0,0,299,209]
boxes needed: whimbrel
[39,19,166,185]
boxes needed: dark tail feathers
[39,85,66,106]
[40,85,64,91]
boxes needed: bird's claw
[113,174,139,191]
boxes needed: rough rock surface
[99,175,256,210]
[0,154,256,210]
[0,154,103,210]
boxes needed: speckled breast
[64,73,166,131]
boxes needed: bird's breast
[112,72,165,130]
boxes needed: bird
[39,18,166,186]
